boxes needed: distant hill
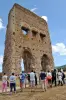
[55,65,66,71]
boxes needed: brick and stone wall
[3,3,54,75]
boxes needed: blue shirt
[21,73,26,82]
[9,75,16,83]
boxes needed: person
[58,70,63,86]
[9,73,16,94]
[47,71,52,88]
[19,72,22,89]
[30,70,35,91]
[28,72,30,83]
[34,71,37,86]
[61,70,65,84]
[27,72,30,87]
[2,73,8,93]
[40,70,47,91]
[52,69,57,86]
[21,71,26,91]
[25,73,28,88]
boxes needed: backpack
[21,73,25,82]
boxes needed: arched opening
[32,30,37,37]
[41,54,50,71]
[21,59,24,71]
[21,50,34,72]
[21,26,29,35]
[40,33,46,41]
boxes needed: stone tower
[3,4,54,75]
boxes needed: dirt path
[0,85,66,100]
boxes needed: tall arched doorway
[21,49,34,72]
[41,54,50,71]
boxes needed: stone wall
[3,3,54,75]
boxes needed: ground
[0,85,66,100]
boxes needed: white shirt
[30,72,35,81]
[19,74,22,79]
[2,75,8,84]
[58,72,62,81]
[47,72,52,77]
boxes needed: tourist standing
[28,72,30,83]
[20,71,26,91]
[2,73,8,93]
[19,72,22,89]
[52,69,57,86]
[61,70,65,84]
[30,70,35,91]
[34,71,37,86]
[9,73,16,94]
[40,70,47,91]
[58,70,63,86]
[47,71,52,88]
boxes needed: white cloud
[52,43,66,55]
[0,55,3,65]
[0,18,5,30]
[31,8,37,12]
[41,16,48,22]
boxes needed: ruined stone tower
[3,3,54,75]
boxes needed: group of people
[1,68,66,94]
[2,73,16,93]
[1,70,37,94]
[37,69,65,91]
[19,70,37,91]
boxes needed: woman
[2,73,8,93]
[47,71,52,88]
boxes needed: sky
[0,0,66,72]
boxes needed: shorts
[20,80,25,88]
[30,80,35,87]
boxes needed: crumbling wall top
[9,3,47,26]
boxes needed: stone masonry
[3,3,54,75]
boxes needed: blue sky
[0,0,66,72]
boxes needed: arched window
[21,26,29,35]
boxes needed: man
[9,73,16,94]
[21,71,26,91]
[40,70,47,91]
[61,69,65,84]
[34,71,37,86]
[58,70,63,86]
[52,69,57,86]
[19,72,22,89]
[30,70,35,91]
